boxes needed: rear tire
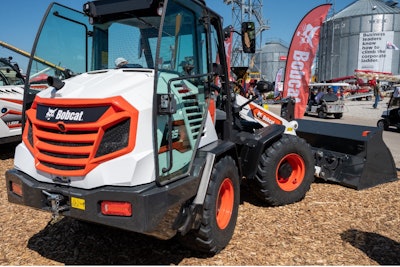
[252,134,314,206]
[180,156,240,254]
[334,113,343,119]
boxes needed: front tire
[377,119,389,130]
[180,156,240,254]
[252,134,314,206]
[318,107,327,119]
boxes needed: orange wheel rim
[216,178,234,230]
[275,153,305,192]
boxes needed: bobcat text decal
[45,107,84,121]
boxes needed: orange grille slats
[34,128,98,144]
[24,96,139,177]
[36,153,87,167]
[35,140,93,155]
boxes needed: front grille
[41,162,85,171]
[24,96,138,176]
[41,150,89,159]
[95,119,130,157]
[41,139,93,147]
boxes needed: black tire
[366,96,372,101]
[334,113,343,119]
[317,107,327,119]
[180,156,240,254]
[377,119,389,130]
[318,110,327,118]
[252,134,314,206]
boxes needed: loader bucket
[295,119,398,190]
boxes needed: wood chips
[1,141,399,265]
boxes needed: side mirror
[241,22,256,53]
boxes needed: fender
[193,140,239,205]
[238,124,286,179]
[173,140,238,235]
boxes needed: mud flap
[296,119,398,190]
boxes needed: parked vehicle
[305,83,347,119]
[377,93,400,131]
[0,57,24,144]
[0,40,72,145]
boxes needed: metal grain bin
[317,0,400,82]
[253,40,288,82]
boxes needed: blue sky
[0,0,353,71]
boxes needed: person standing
[372,78,381,109]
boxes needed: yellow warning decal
[71,197,85,210]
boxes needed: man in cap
[115,57,129,68]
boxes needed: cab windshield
[29,1,206,80]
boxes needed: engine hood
[37,69,154,102]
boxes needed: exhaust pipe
[47,76,65,90]
[296,119,397,190]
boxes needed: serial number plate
[71,197,85,210]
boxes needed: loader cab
[25,0,255,184]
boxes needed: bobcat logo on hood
[45,107,58,120]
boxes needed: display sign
[358,31,396,73]
[282,4,331,119]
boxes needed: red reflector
[178,89,190,93]
[362,130,370,137]
[101,201,132,216]
[11,182,23,197]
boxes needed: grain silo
[252,40,288,82]
[317,0,400,82]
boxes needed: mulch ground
[1,141,400,265]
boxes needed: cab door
[154,0,212,183]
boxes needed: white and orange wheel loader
[5,0,396,255]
